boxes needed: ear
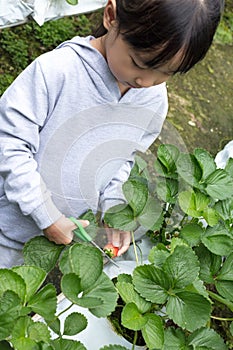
[103,0,117,30]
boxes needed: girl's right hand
[43,215,89,245]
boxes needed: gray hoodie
[0,36,168,249]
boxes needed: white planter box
[33,261,147,349]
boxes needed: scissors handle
[69,217,119,268]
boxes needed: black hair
[95,0,225,73]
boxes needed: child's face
[102,29,181,91]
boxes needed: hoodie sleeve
[0,59,62,229]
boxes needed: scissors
[69,217,119,268]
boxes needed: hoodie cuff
[30,196,62,229]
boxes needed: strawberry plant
[103,144,233,349]
[0,144,232,350]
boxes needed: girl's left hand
[104,224,131,256]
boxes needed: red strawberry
[103,243,119,258]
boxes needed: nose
[135,77,155,88]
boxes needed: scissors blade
[90,240,120,268]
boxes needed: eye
[131,57,147,70]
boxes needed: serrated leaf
[63,312,87,336]
[180,223,203,247]
[201,225,233,256]
[205,169,233,200]
[23,236,64,273]
[188,327,227,349]
[133,265,171,304]
[61,273,102,308]
[156,177,178,203]
[142,313,164,349]
[0,269,26,302]
[157,144,180,173]
[104,204,137,231]
[52,338,86,350]
[121,302,146,330]
[12,266,46,301]
[116,281,151,313]
[194,148,216,180]
[137,195,164,231]
[216,253,233,281]
[214,198,233,221]
[123,178,148,216]
[163,245,200,289]
[215,280,233,302]
[167,292,211,332]
[27,284,57,320]
[0,291,22,340]
[85,272,118,317]
[195,245,222,284]
[202,207,219,226]
[59,243,103,290]
[163,327,188,350]
[176,153,202,188]
[11,337,39,350]
[28,321,51,343]
[148,245,170,267]
[225,158,233,176]
[179,190,210,217]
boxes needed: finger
[111,231,121,247]
[117,232,131,256]
[77,220,89,228]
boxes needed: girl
[0,0,224,267]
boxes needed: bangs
[117,0,223,73]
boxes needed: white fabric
[0,0,106,28]
[215,140,233,169]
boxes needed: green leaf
[148,245,170,267]
[195,245,222,284]
[179,190,210,217]
[0,269,26,302]
[157,144,180,174]
[61,273,102,308]
[180,223,203,247]
[52,338,86,350]
[225,157,233,176]
[214,198,233,221]
[63,312,87,336]
[216,253,233,281]
[230,322,233,336]
[201,224,233,256]
[167,292,211,332]
[66,0,78,5]
[123,178,148,216]
[176,153,202,188]
[156,177,178,203]
[104,204,137,231]
[163,328,188,350]
[215,280,233,302]
[11,316,32,339]
[133,265,171,304]
[23,236,64,273]
[137,195,164,231]
[27,284,57,320]
[202,207,219,227]
[194,148,216,180]
[121,302,146,330]
[116,281,151,313]
[99,346,128,350]
[77,209,99,240]
[59,243,103,290]
[0,291,22,340]
[11,337,39,350]
[28,321,51,343]
[84,272,118,317]
[188,327,227,349]
[205,169,233,200]
[163,245,200,289]
[12,266,46,301]
[142,313,164,349]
